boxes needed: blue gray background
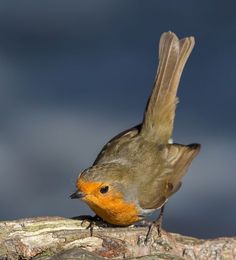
[0,0,235,239]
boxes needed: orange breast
[77,178,141,226]
[86,195,141,226]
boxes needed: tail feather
[141,32,195,144]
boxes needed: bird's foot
[143,221,160,245]
[72,215,103,236]
[144,205,165,245]
[84,215,104,236]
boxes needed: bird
[70,31,200,236]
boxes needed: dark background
[0,0,235,239]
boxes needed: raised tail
[141,32,195,144]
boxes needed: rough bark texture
[0,216,235,259]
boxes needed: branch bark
[0,216,235,259]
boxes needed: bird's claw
[144,205,165,244]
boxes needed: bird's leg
[82,215,101,236]
[144,204,165,244]
[154,204,165,235]
[77,215,102,237]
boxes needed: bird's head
[70,163,140,225]
[71,163,129,203]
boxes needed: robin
[70,32,200,238]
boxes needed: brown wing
[93,124,141,165]
[141,32,195,144]
[138,143,200,210]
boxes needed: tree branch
[0,216,235,259]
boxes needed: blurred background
[0,0,235,239]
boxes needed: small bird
[71,32,200,234]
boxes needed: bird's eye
[100,186,109,194]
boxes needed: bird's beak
[70,191,85,199]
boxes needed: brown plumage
[71,31,200,226]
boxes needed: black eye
[100,186,109,194]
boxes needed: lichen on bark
[0,216,235,259]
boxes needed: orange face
[76,177,141,226]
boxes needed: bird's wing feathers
[166,143,200,190]
[93,124,141,165]
[141,32,195,144]
[138,143,200,210]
